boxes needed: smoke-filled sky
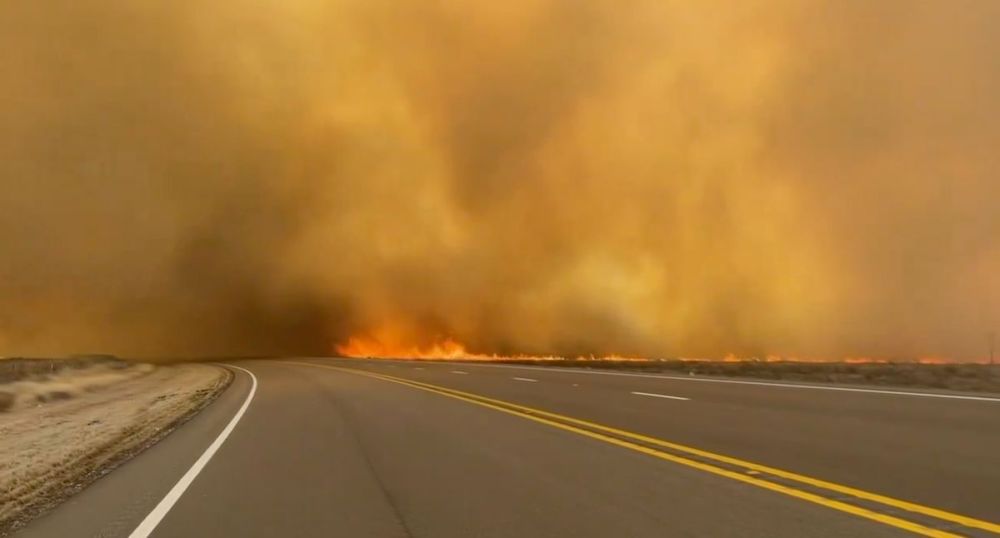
[1,0,998,360]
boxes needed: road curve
[13,359,1000,537]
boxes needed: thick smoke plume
[2,1,998,360]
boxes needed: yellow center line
[344,365,1000,535]
[285,361,998,537]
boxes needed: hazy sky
[1,0,998,360]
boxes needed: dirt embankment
[0,358,231,535]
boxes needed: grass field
[0,356,127,384]
[0,360,230,534]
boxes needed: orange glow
[335,334,648,361]
[335,334,970,364]
[336,335,492,360]
[842,357,890,364]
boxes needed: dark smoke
[1,0,997,360]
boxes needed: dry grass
[0,361,231,535]
[0,362,156,413]
[0,356,127,384]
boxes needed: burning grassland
[335,334,1000,392]
[1,2,998,361]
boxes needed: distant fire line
[335,335,969,364]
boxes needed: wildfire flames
[335,335,644,362]
[336,334,965,364]
[336,336,495,361]
[1,2,998,361]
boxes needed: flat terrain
[445,359,1000,393]
[0,361,230,534]
[12,358,1000,537]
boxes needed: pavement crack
[319,387,416,538]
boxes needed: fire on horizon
[334,334,966,365]
[1,1,998,362]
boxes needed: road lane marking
[347,369,985,536]
[450,370,468,375]
[632,391,689,401]
[380,373,997,536]
[129,365,258,538]
[399,362,1000,402]
[288,362,997,537]
[415,367,425,371]
[513,377,538,382]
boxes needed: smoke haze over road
[2,0,998,360]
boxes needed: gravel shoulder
[0,361,231,535]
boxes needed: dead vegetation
[0,355,126,384]
[0,360,156,414]
[0,359,231,535]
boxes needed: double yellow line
[288,361,999,537]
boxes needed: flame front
[335,333,645,361]
[337,333,970,363]
[336,335,481,360]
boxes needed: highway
[13,358,1000,537]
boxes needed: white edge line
[327,359,1000,402]
[129,364,258,538]
[546,368,1000,401]
[512,377,538,382]
[632,391,690,401]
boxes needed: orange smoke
[915,356,951,365]
[721,353,891,364]
[336,335,486,360]
[335,333,969,363]
[335,330,986,364]
[335,334,648,361]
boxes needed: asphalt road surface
[13,359,1000,537]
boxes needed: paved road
[13,359,1000,537]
